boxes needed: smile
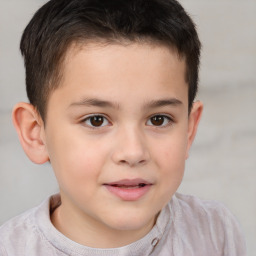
[103,179,152,201]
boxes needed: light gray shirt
[0,193,246,256]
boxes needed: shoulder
[0,197,51,255]
[171,192,244,235]
[167,193,246,256]
[0,206,36,255]
[172,192,233,219]
[0,206,37,239]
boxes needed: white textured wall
[0,0,255,254]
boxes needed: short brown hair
[20,0,201,121]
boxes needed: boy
[0,0,246,255]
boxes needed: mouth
[103,179,152,201]
[104,178,152,188]
[109,183,147,189]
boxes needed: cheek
[156,133,188,170]
[151,132,188,196]
[160,145,186,184]
[47,131,109,189]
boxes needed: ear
[186,101,203,159]
[12,102,49,164]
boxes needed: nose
[111,126,150,167]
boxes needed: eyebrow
[69,98,120,109]
[69,97,182,109]
[143,98,183,109]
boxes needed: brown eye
[84,115,109,127]
[147,115,171,127]
[151,116,164,126]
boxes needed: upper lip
[104,178,152,186]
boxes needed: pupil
[151,116,164,126]
[91,116,104,126]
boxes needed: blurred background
[0,0,255,254]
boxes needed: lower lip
[104,185,151,201]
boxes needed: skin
[13,43,203,248]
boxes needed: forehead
[50,42,188,109]
[63,40,185,75]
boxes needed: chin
[104,210,156,232]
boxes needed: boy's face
[42,43,201,246]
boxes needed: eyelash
[146,114,173,127]
[81,114,173,128]
[81,114,111,128]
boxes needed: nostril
[112,144,150,166]
[118,158,147,167]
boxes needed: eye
[146,115,172,127]
[83,115,110,128]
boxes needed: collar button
[151,237,159,247]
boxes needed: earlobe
[186,101,203,159]
[12,102,49,164]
